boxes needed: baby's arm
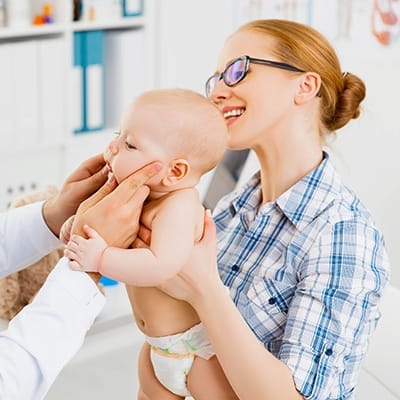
[65,225,107,272]
[100,192,202,286]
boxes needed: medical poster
[233,0,400,48]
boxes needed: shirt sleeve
[280,219,390,399]
[0,256,106,400]
[0,201,60,278]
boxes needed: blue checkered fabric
[214,152,390,399]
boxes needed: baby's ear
[161,159,190,186]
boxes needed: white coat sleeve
[0,256,106,400]
[0,201,61,278]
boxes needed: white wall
[329,46,400,287]
[152,0,234,93]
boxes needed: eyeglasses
[205,55,304,98]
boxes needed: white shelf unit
[0,0,156,211]
[0,24,66,39]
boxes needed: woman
[138,19,390,400]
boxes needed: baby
[64,89,238,399]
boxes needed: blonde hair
[238,19,366,135]
[136,89,227,174]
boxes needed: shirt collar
[230,152,342,228]
[276,151,342,228]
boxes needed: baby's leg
[187,355,239,400]
[137,342,184,400]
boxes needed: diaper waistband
[151,346,195,359]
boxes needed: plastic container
[0,0,6,27]
[99,276,119,286]
[4,0,31,28]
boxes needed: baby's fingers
[64,248,77,260]
[69,234,87,247]
[69,260,83,271]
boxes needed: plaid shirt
[214,152,390,399]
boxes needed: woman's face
[208,30,302,151]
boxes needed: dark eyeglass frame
[205,55,305,98]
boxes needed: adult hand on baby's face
[157,210,221,306]
[71,161,162,248]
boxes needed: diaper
[146,322,215,397]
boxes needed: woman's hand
[43,154,108,236]
[158,210,221,306]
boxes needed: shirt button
[268,297,277,305]
[231,265,239,272]
[325,348,333,356]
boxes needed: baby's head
[105,88,228,191]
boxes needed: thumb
[81,173,117,209]
[201,209,216,245]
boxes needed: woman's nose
[210,83,231,104]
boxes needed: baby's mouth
[105,162,117,183]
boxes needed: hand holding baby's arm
[65,225,108,272]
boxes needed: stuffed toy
[0,184,64,320]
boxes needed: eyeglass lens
[206,58,247,97]
[225,58,247,85]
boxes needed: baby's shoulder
[142,188,201,223]
[162,187,201,205]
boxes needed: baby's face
[104,105,168,185]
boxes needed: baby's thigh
[187,355,239,400]
[137,342,183,400]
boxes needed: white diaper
[146,322,214,397]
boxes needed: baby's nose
[108,139,119,155]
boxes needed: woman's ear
[161,159,190,186]
[294,72,321,104]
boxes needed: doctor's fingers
[132,236,148,249]
[76,171,117,213]
[112,161,162,203]
[66,153,105,183]
[61,154,108,209]
[134,224,151,248]
[85,161,160,211]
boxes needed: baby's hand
[60,215,75,245]
[64,225,107,272]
